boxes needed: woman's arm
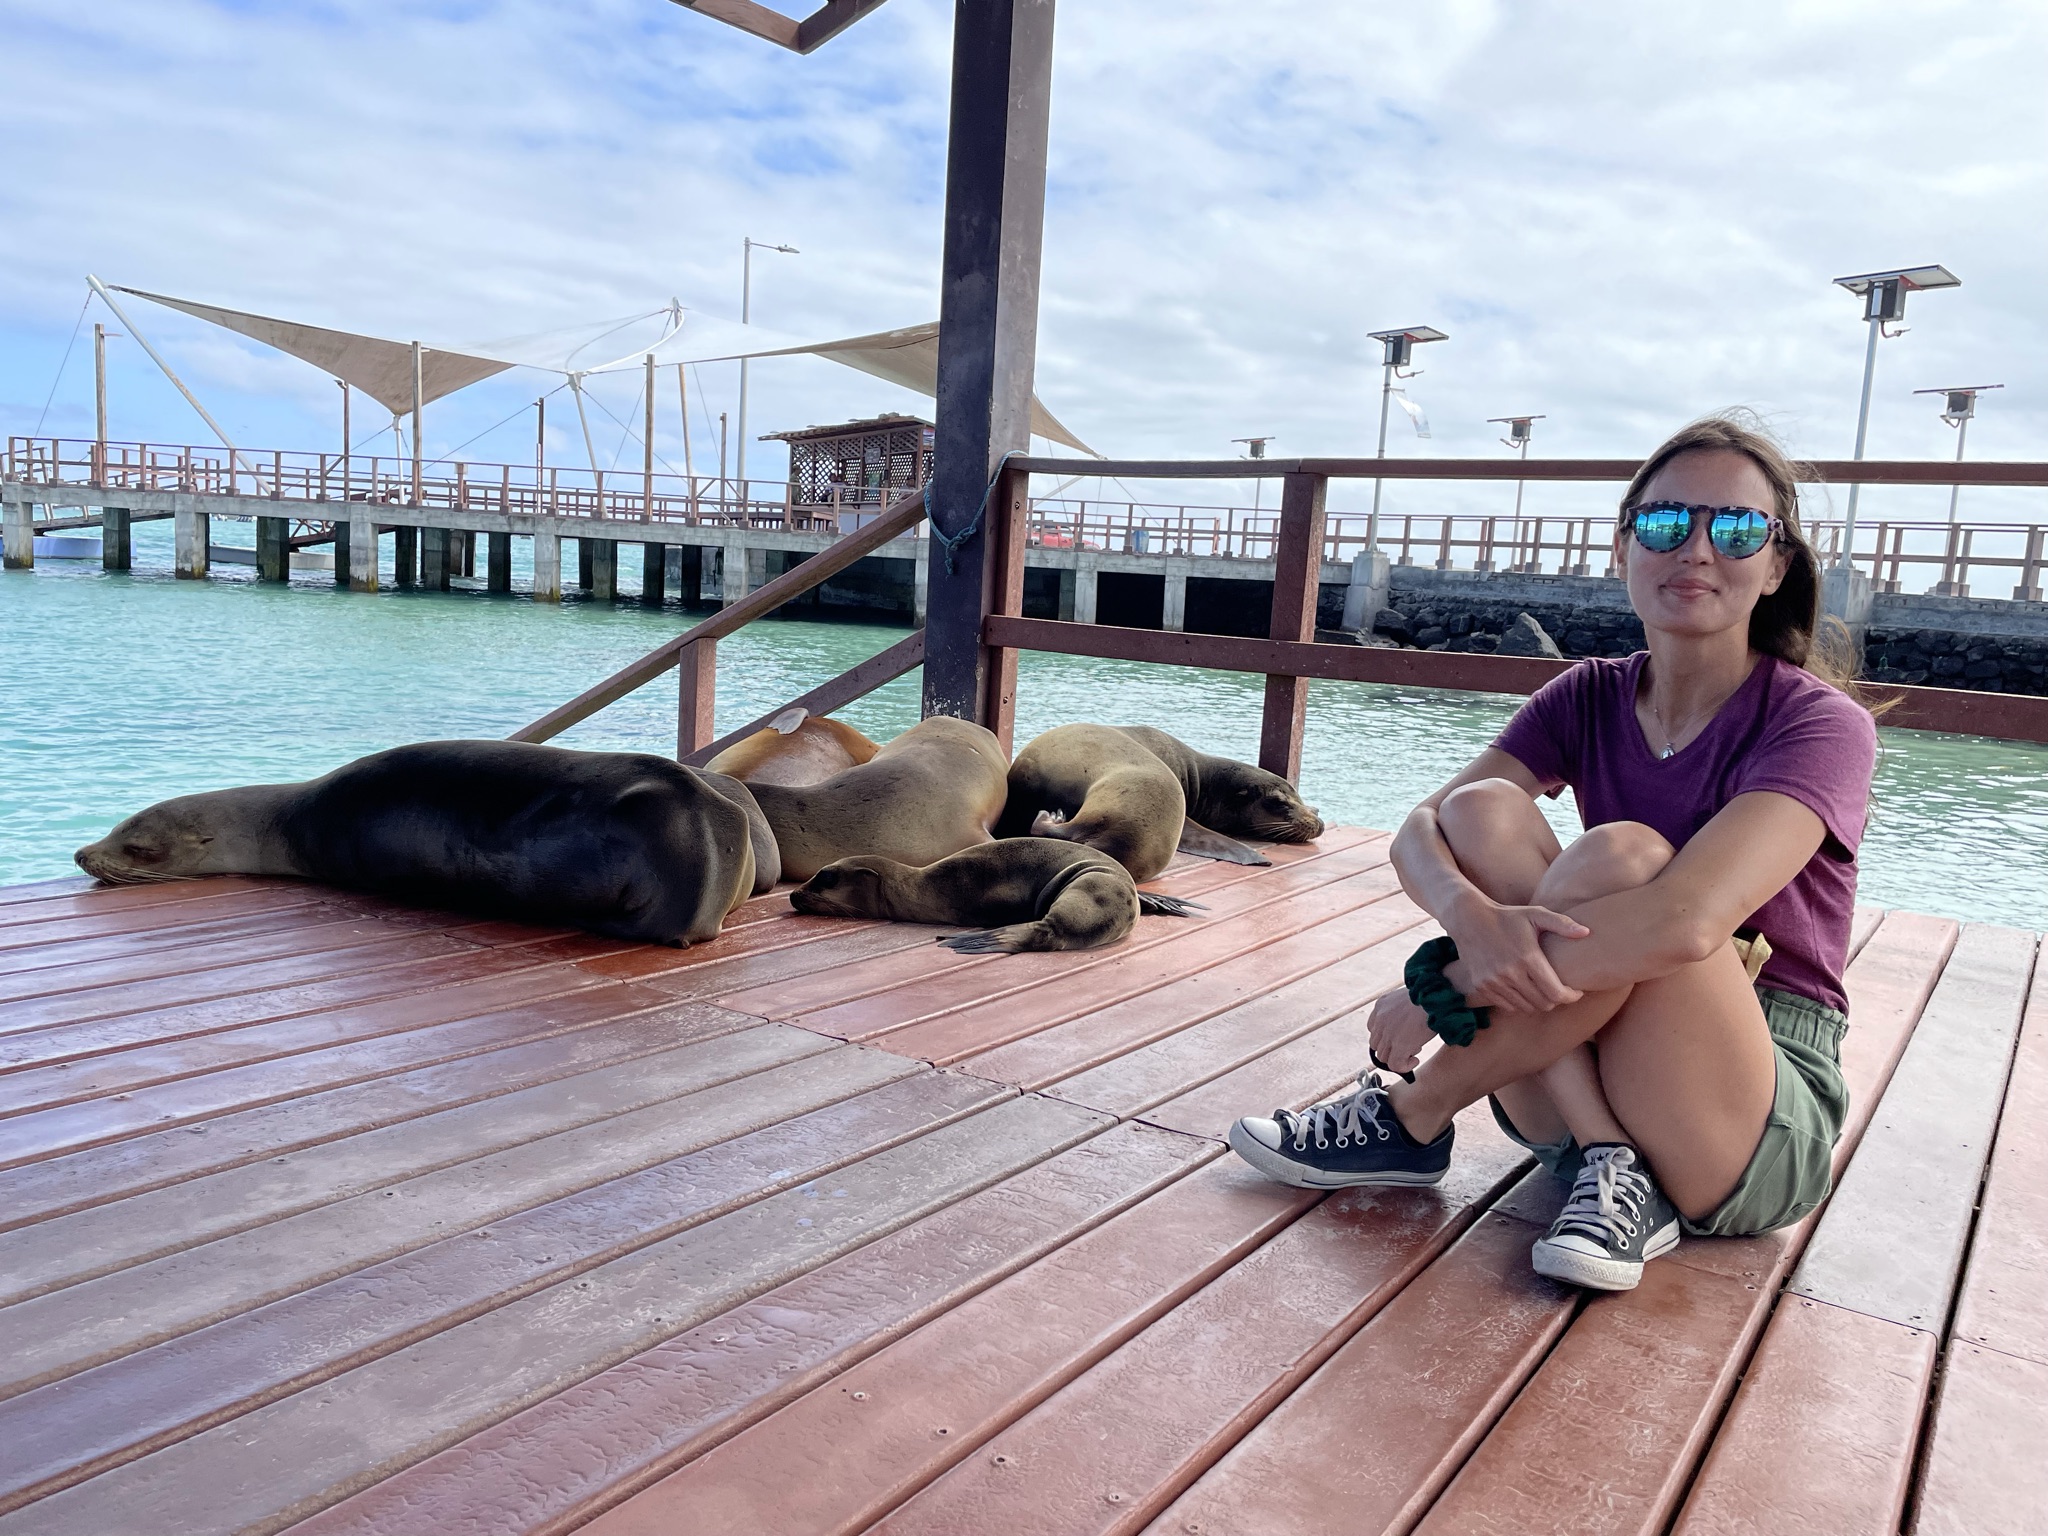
[1448,790,1827,1001]
[1391,747,1590,1014]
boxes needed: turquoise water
[3,520,2043,928]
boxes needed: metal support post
[1259,472,1328,783]
[921,0,1056,723]
[1839,315,1882,571]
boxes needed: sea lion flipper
[1176,818,1272,866]
[937,927,1031,955]
[1138,892,1206,919]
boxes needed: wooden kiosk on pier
[4,4,2048,1534]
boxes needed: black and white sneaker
[1529,1143,1681,1291]
[1228,1071,1454,1189]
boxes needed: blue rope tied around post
[928,449,1026,576]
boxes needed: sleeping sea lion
[744,715,1010,882]
[792,837,1203,954]
[72,741,776,947]
[995,723,1186,881]
[1113,726,1325,861]
[705,707,881,788]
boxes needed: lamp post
[1365,326,1447,557]
[1914,383,2001,596]
[1488,415,1545,571]
[1830,266,1960,568]
[1231,435,1274,519]
[736,237,798,505]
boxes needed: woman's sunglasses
[1623,501,1783,560]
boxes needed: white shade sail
[110,286,518,416]
[109,285,1095,454]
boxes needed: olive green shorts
[1488,985,1849,1238]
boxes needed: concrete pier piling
[420,528,452,592]
[102,508,132,571]
[1162,569,1188,633]
[641,542,666,605]
[531,530,562,602]
[579,538,618,600]
[256,516,290,583]
[174,506,209,579]
[486,532,512,593]
[392,527,418,588]
[1,496,31,570]
[348,517,379,591]
[332,522,351,586]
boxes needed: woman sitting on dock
[1231,415,1878,1292]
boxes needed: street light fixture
[1232,436,1276,515]
[1488,415,1546,572]
[736,237,799,495]
[1366,326,1447,557]
[1913,382,2002,596]
[1830,264,1959,568]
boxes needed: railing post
[677,637,718,758]
[980,463,1032,753]
[1259,471,1327,783]
[2016,527,2045,602]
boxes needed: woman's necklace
[1648,677,1743,759]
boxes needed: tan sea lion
[791,837,1203,954]
[995,723,1187,881]
[744,715,1010,882]
[73,741,776,947]
[1114,726,1325,861]
[705,707,880,788]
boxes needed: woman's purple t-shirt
[1493,652,1877,1013]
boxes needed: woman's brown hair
[1620,412,1865,696]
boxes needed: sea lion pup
[1114,725,1325,863]
[73,741,774,947]
[995,723,1186,881]
[705,707,881,788]
[743,715,1010,882]
[792,838,1203,955]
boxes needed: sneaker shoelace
[1552,1145,1653,1247]
[1275,1071,1394,1151]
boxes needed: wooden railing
[511,455,2048,766]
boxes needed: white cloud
[2,0,2042,528]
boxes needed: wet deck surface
[0,830,2039,1535]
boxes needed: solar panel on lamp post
[1365,326,1447,559]
[1488,416,1546,571]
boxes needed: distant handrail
[509,486,928,745]
[1009,454,2048,487]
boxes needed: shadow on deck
[0,830,2038,1534]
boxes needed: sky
[3,0,2044,526]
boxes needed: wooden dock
[0,831,2039,1535]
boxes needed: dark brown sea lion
[72,741,776,946]
[744,716,1010,882]
[1113,726,1324,861]
[705,707,880,788]
[995,723,1187,881]
[791,837,1203,954]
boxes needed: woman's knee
[1439,778,1543,850]
[1538,821,1675,906]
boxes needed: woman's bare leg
[1388,813,1781,1220]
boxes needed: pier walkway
[0,837,2038,1534]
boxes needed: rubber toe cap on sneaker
[1233,1115,1285,1152]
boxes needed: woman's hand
[1444,900,1590,1015]
[1367,990,1435,1076]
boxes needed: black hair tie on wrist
[1404,936,1491,1047]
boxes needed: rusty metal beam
[1006,456,2048,488]
[668,0,892,53]
[682,628,926,767]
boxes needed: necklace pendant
[1659,743,1677,760]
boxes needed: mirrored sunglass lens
[1632,507,1690,551]
[1712,511,1771,557]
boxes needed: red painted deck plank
[12,1096,1115,1536]
[984,896,1427,1098]
[867,1108,1528,1536]
[1139,992,1388,1142]
[867,865,1405,1065]
[711,832,1375,1027]
[0,1063,1000,1505]
[0,1022,838,1308]
[0,934,624,1074]
[1912,1343,2048,1536]
[574,1154,1324,1536]
[5,1046,942,1397]
[0,961,620,1118]
[0,1000,770,1229]
[289,1122,1211,1536]
[0,874,284,919]
[1148,1208,1576,1536]
[0,885,333,951]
